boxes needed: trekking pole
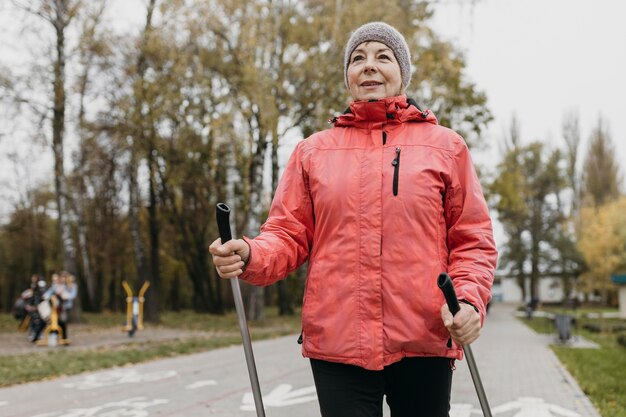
[216,203,266,417]
[438,272,493,417]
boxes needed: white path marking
[450,403,481,416]
[185,380,218,389]
[30,396,168,417]
[241,384,317,410]
[491,397,581,417]
[62,369,177,390]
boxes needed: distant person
[44,271,76,341]
[44,273,61,298]
[12,275,39,330]
[210,21,497,417]
[59,271,77,341]
[24,276,48,342]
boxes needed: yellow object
[18,315,31,332]
[37,295,70,346]
[137,281,150,330]
[122,280,150,333]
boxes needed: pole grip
[437,273,493,417]
[216,203,233,243]
[437,272,460,316]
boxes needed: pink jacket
[241,95,497,370]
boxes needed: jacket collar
[333,95,438,127]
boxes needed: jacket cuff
[239,236,254,281]
[459,299,479,313]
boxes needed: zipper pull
[391,147,401,165]
[392,147,401,196]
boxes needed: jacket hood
[333,95,438,127]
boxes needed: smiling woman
[343,22,411,102]
[209,20,497,417]
[346,42,403,101]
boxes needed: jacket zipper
[380,131,389,255]
[392,147,401,196]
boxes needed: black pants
[59,320,68,339]
[310,357,453,417]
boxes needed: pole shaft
[463,344,492,417]
[230,278,266,417]
[216,203,266,417]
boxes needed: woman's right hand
[208,238,250,279]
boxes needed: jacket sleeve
[444,137,498,323]
[239,140,314,286]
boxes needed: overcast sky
[429,0,626,173]
[1,0,625,222]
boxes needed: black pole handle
[437,272,460,316]
[216,203,233,244]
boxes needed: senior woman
[210,22,497,417]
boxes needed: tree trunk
[246,121,268,321]
[127,0,158,321]
[128,156,150,285]
[144,145,160,322]
[74,4,104,312]
[52,1,77,277]
[74,134,94,315]
[530,205,541,301]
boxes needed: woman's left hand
[441,303,481,345]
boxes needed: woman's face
[347,41,403,101]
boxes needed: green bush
[582,323,602,333]
[581,322,626,334]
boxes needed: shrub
[582,323,602,333]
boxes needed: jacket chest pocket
[386,146,447,209]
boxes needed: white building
[493,275,574,304]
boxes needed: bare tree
[126,0,160,322]
[72,0,108,313]
[12,0,82,277]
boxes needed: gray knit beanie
[344,22,412,90]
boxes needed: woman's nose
[364,63,377,73]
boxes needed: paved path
[0,303,602,417]
[449,303,601,417]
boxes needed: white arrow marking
[241,384,317,410]
[186,380,218,389]
[491,397,581,417]
[450,403,481,417]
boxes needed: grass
[0,307,302,387]
[553,332,626,417]
[0,312,22,332]
[519,316,554,334]
[543,306,619,316]
[518,311,626,417]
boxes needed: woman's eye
[379,54,390,60]
[352,55,364,62]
